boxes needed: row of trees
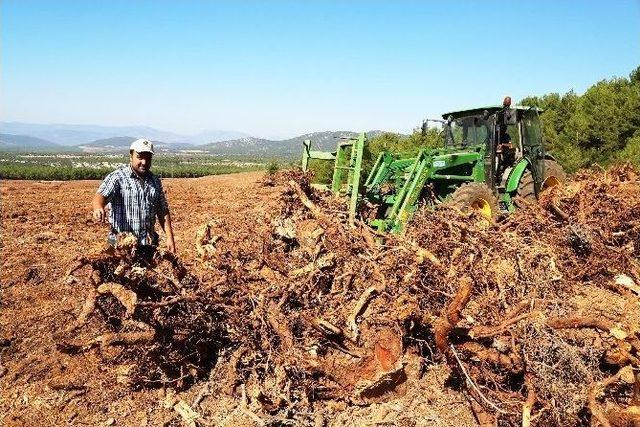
[0,163,262,180]
[362,66,640,173]
[521,66,640,172]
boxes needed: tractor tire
[517,159,567,203]
[448,182,499,220]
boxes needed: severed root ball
[115,232,138,250]
[195,221,221,261]
[58,240,228,390]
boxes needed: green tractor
[301,97,566,233]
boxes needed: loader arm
[368,151,432,233]
[301,133,366,226]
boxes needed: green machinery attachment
[363,145,486,233]
[301,98,565,233]
[302,132,365,226]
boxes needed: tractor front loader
[302,133,366,226]
[302,97,566,233]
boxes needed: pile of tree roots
[58,235,227,390]
[61,165,640,426]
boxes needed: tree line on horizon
[520,65,640,172]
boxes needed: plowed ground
[0,172,473,426]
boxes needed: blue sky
[1,0,639,139]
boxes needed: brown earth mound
[2,166,639,426]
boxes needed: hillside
[77,136,196,153]
[1,128,392,157]
[202,130,387,157]
[0,133,75,152]
[0,122,248,146]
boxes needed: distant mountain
[78,136,137,151]
[0,133,77,152]
[202,130,387,157]
[78,136,196,153]
[187,129,251,145]
[202,136,272,151]
[0,127,395,157]
[0,122,248,146]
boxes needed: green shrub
[266,161,280,175]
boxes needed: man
[497,131,516,167]
[92,138,176,253]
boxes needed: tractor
[301,97,566,233]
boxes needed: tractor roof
[441,105,543,119]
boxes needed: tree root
[470,312,536,339]
[547,315,640,351]
[522,374,536,427]
[549,202,570,221]
[312,318,343,337]
[137,294,201,307]
[348,285,381,342]
[588,366,635,427]
[450,344,509,416]
[97,282,137,317]
[458,342,522,372]
[289,180,330,222]
[65,286,97,333]
[434,276,473,359]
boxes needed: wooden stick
[288,180,329,221]
[450,344,509,415]
[522,374,536,427]
[348,286,380,341]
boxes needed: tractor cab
[441,98,547,199]
[444,113,492,148]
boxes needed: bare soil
[2,166,639,427]
[0,172,473,426]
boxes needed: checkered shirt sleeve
[97,169,121,201]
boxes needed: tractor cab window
[448,116,490,147]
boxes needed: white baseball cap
[130,138,154,154]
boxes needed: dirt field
[2,167,640,427]
[0,173,261,425]
[0,172,474,426]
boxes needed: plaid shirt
[98,165,169,245]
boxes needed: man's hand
[158,211,176,254]
[92,193,108,223]
[166,236,176,254]
[93,207,106,222]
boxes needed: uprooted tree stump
[59,233,227,390]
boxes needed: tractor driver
[496,131,516,174]
[91,138,176,253]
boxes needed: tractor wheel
[517,159,567,202]
[448,182,499,220]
